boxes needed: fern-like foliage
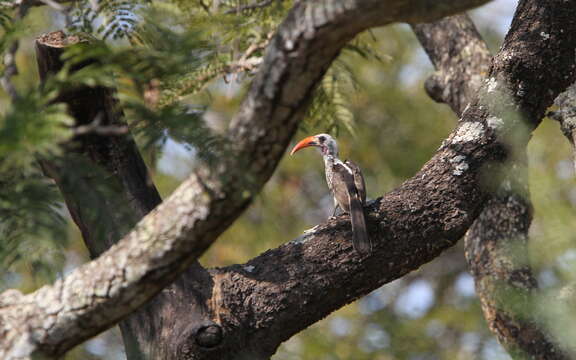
[60,5,224,156]
[0,88,73,170]
[59,0,386,153]
[64,0,291,108]
[306,34,387,137]
[153,1,288,107]
[0,0,382,286]
[0,6,24,76]
[69,0,146,40]
[0,6,71,285]
[0,170,68,288]
[0,88,72,286]
[0,7,14,47]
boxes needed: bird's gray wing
[332,162,372,255]
[344,160,366,204]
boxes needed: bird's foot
[330,207,344,220]
[303,225,321,234]
[330,211,348,221]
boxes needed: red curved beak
[290,136,317,155]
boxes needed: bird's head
[290,133,338,157]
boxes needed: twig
[197,0,211,14]
[73,124,129,136]
[39,0,67,11]
[0,2,29,101]
[158,32,270,108]
[1,42,20,101]
[71,113,129,136]
[224,0,279,14]
[0,0,72,9]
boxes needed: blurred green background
[2,1,575,359]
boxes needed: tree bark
[34,31,223,360]
[550,83,576,171]
[413,8,572,359]
[466,0,576,354]
[4,0,576,359]
[412,14,491,117]
[35,31,161,251]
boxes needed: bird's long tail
[349,193,372,255]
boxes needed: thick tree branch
[412,15,491,117]
[225,0,492,196]
[465,0,576,353]
[35,31,162,250]
[10,0,561,359]
[464,179,570,359]
[550,83,576,171]
[5,0,576,359]
[413,9,571,359]
[182,1,576,357]
[34,31,222,360]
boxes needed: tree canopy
[1,0,576,359]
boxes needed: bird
[290,133,372,255]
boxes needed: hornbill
[290,134,373,255]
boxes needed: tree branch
[465,0,576,354]
[224,0,279,15]
[413,8,572,359]
[9,0,556,359]
[182,1,576,357]
[412,14,491,117]
[35,31,223,359]
[464,180,570,358]
[0,3,30,101]
[0,0,71,9]
[549,83,576,171]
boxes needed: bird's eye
[318,136,326,143]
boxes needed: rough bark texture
[465,0,576,356]
[35,31,161,251]
[412,15,491,117]
[180,0,576,356]
[488,0,576,128]
[413,9,572,360]
[550,83,576,170]
[464,180,570,359]
[4,0,576,359]
[35,31,222,360]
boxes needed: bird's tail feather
[349,195,372,255]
